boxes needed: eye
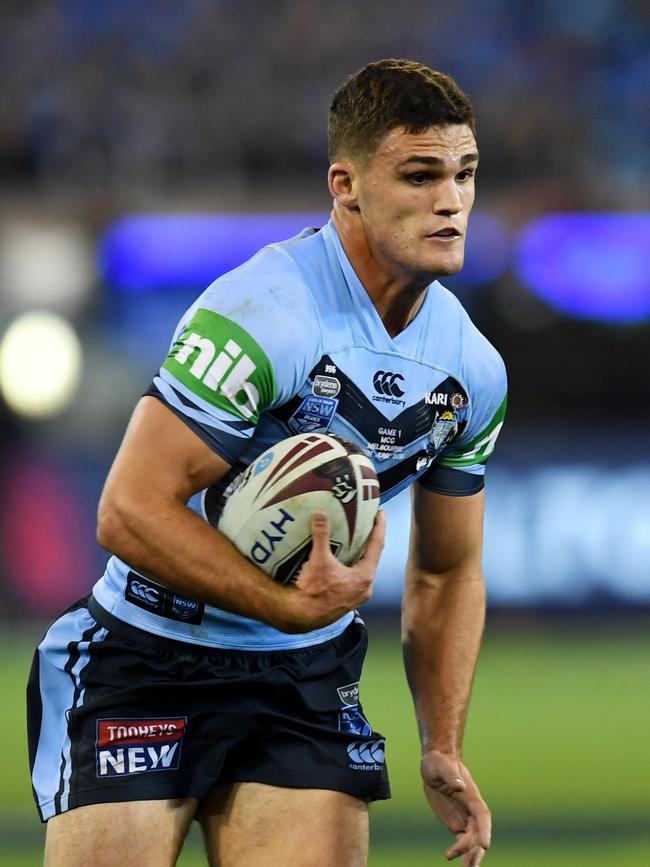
[406,172,430,185]
[456,168,476,182]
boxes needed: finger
[358,509,386,566]
[422,786,467,834]
[446,827,475,861]
[455,789,491,850]
[466,846,487,867]
[309,511,333,558]
[459,846,486,867]
[473,803,491,851]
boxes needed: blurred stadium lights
[99,211,650,325]
[0,222,94,314]
[97,211,511,293]
[98,214,330,292]
[514,213,650,322]
[0,311,83,419]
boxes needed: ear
[328,161,359,209]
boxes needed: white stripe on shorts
[32,606,108,820]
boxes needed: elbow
[96,493,138,556]
[405,569,443,593]
[96,507,120,553]
[404,565,485,595]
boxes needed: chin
[426,256,464,278]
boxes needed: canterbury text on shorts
[27,595,390,820]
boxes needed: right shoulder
[167,244,322,408]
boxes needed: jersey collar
[322,219,436,356]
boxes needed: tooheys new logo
[163,309,276,422]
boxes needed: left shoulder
[431,281,506,395]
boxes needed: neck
[331,206,431,338]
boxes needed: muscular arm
[402,486,485,754]
[402,484,491,863]
[97,397,384,633]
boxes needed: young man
[28,59,505,866]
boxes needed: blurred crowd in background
[0,0,648,622]
[2,0,649,210]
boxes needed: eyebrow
[400,153,479,168]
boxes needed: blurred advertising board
[1,443,648,618]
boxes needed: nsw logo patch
[336,681,371,736]
[96,717,186,777]
[339,706,372,737]
[288,395,338,434]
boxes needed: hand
[421,750,491,866]
[282,509,385,632]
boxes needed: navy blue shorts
[27,596,390,821]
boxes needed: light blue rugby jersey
[93,221,507,649]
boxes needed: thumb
[310,511,333,557]
[422,752,466,797]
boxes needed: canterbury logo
[373,371,405,397]
[174,333,259,419]
[130,581,159,605]
[347,739,385,764]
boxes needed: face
[350,124,478,278]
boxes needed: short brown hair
[328,59,475,163]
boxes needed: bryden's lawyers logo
[163,309,276,422]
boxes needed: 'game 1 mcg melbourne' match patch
[96,717,187,777]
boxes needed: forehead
[369,124,477,167]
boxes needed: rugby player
[28,59,505,866]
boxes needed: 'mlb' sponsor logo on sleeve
[96,717,187,777]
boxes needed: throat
[374,288,428,338]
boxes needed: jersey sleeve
[419,327,507,497]
[150,246,321,464]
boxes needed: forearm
[97,493,291,629]
[402,566,485,757]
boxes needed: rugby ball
[217,434,381,585]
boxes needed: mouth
[427,227,462,240]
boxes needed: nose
[433,178,462,216]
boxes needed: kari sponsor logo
[96,717,186,777]
[425,390,448,406]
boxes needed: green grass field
[2,621,649,865]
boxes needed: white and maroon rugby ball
[217,434,381,585]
